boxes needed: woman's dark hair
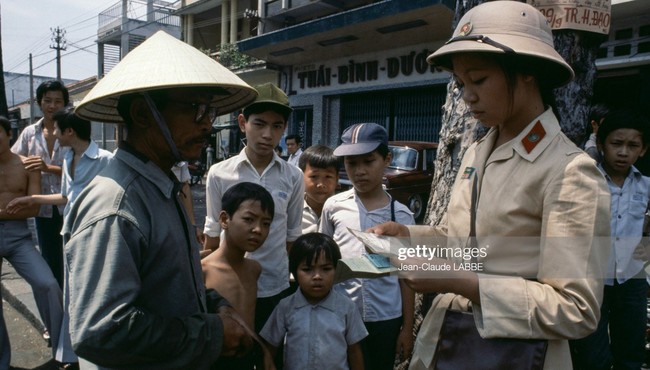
[596,108,650,146]
[36,80,70,107]
[289,233,341,278]
[298,144,339,172]
[53,107,91,141]
[222,182,275,219]
[490,53,558,115]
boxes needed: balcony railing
[98,0,180,36]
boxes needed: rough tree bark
[554,30,607,144]
[396,1,606,369]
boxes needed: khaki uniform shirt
[408,109,611,370]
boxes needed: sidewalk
[1,181,207,331]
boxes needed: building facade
[173,0,650,152]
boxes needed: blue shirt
[319,189,414,321]
[600,164,650,284]
[260,289,368,370]
[60,141,113,220]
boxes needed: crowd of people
[1,2,650,370]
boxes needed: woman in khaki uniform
[370,2,611,369]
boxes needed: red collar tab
[521,121,546,153]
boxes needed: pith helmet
[427,1,574,88]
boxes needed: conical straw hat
[76,30,258,123]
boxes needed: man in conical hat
[64,30,259,369]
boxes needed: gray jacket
[64,144,226,370]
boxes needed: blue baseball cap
[334,123,388,156]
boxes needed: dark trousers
[361,316,403,370]
[35,206,64,288]
[571,278,648,370]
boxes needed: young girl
[369,2,611,369]
[260,233,368,370]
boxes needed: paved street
[3,299,55,369]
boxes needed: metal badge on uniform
[521,121,546,153]
[458,22,472,36]
[461,167,475,180]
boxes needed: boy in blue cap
[319,122,415,370]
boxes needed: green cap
[243,83,293,117]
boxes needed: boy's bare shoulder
[243,257,262,278]
[201,253,232,275]
[1,153,31,182]
[201,252,261,278]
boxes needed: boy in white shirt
[319,123,415,370]
[203,83,304,335]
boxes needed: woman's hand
[366,221,411,237]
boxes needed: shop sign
[293,43,448,93]
[528,0,611,34]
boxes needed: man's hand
[195,228,205,246]
[5,196,34,214]
[200,248,214,259]
[218,306,254,357]
[23,156,48,172]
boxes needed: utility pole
[50,27,66,80]
[29,53,34,124]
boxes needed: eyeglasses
[446,35,515,54]
[173,102,220,125]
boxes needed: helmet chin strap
[141,92,182,164]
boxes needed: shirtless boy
[202,181,274,326]
[202,181,275,370]
[0,116,67,368]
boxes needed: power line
[3,0,115,74]
[50,27,67,80]
[6,1,184,78]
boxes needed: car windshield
[389,146,418,170]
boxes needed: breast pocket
[630,192,649,222]
[271,189,289,218]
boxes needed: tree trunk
[554,30,607,145]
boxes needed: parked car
[339,141,438,222]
